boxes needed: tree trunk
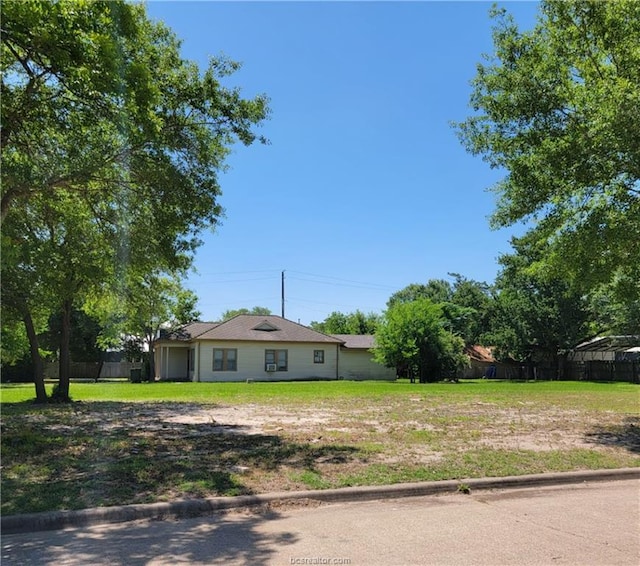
[418,363,427,384]
[56,299,72,402]
[95,359,104,383]
[147,337,156,381]
[22,307,47,403]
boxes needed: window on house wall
[265,349,288,371]
[314,350,325,364]
[213,348,237,371]
[189,349,195,372]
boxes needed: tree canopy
[455,0,640,292]
[221,306,273,321]
[1,0,269,401]
[386,277,492,346]
[588,276,640,336]
[374,299,467,383]
[310,310,380,335]
[2,0,269,221]
[485,240,592,363]
[387,280,453,309]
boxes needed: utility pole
[281,270,285,318]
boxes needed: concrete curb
[2,467,639,534]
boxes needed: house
[460,345,497,379]
[332,334,396,381]
[153,315,396,382]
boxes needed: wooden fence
[43,361,140,380]
[470,360,639,383]
[565,360,639,383]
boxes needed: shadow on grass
[1,401,359,516]
[585,416,640,454]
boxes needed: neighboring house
[332,334,397,381]
[154,315,396,382]
[461,345,497,379]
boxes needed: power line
[188,275,279,284]
[287,275,396,292]
[287,296,384,312]
[287,270,397,290]
[192,269,280,276]
[188,268,397,321]
[196,297,278,307]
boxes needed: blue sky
[146,1,540,326]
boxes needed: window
[314,350,325,364]
[265,349,288,371]
[189,349,195,372]
[213,348,237,371]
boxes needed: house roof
[331,334,376,349]
[464,345,496,363]
[188,315,344,344]
[161,322,220,341]
[573,335,640,353]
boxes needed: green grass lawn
[2,379,639,516]
[2,378,638,409]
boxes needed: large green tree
[387,280,453,309]
[310,310,381,335]
[221,306,272,321]
[374,299,467,383]
[448,274,494,345]
[387,277,493,346]
[2,0,268,219]
[116,273,201,379]
[455,0,640,292]
[486,239,592,366]
[42,309,105,381]
[0,228,41,387]
[1,0,269,400]
[588,275,640,336]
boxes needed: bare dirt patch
[148,398,640,470]
[112,398,638,458]
[163,404,339,435]
[2,393,639,515]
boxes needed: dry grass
[1,380,639,515]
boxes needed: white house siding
[339,349,396,381]
[188,347,196,381]
[196,340,340,382]
[155,344,190,380]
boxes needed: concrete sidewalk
[2,467,639,534]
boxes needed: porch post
[195,342,201,382]
[153,345,161,380]
[162,346,168,379]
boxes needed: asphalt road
[2,479,638,566]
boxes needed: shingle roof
[331,334,376,349]
[161,322,219,341]
[196,315,344,344]
[464,344,495,362]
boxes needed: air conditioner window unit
[266,363,277,372]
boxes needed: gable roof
[332,334,376,349]
[194,315,344,344]
[464,344,496,363]
[161,321,220,341]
